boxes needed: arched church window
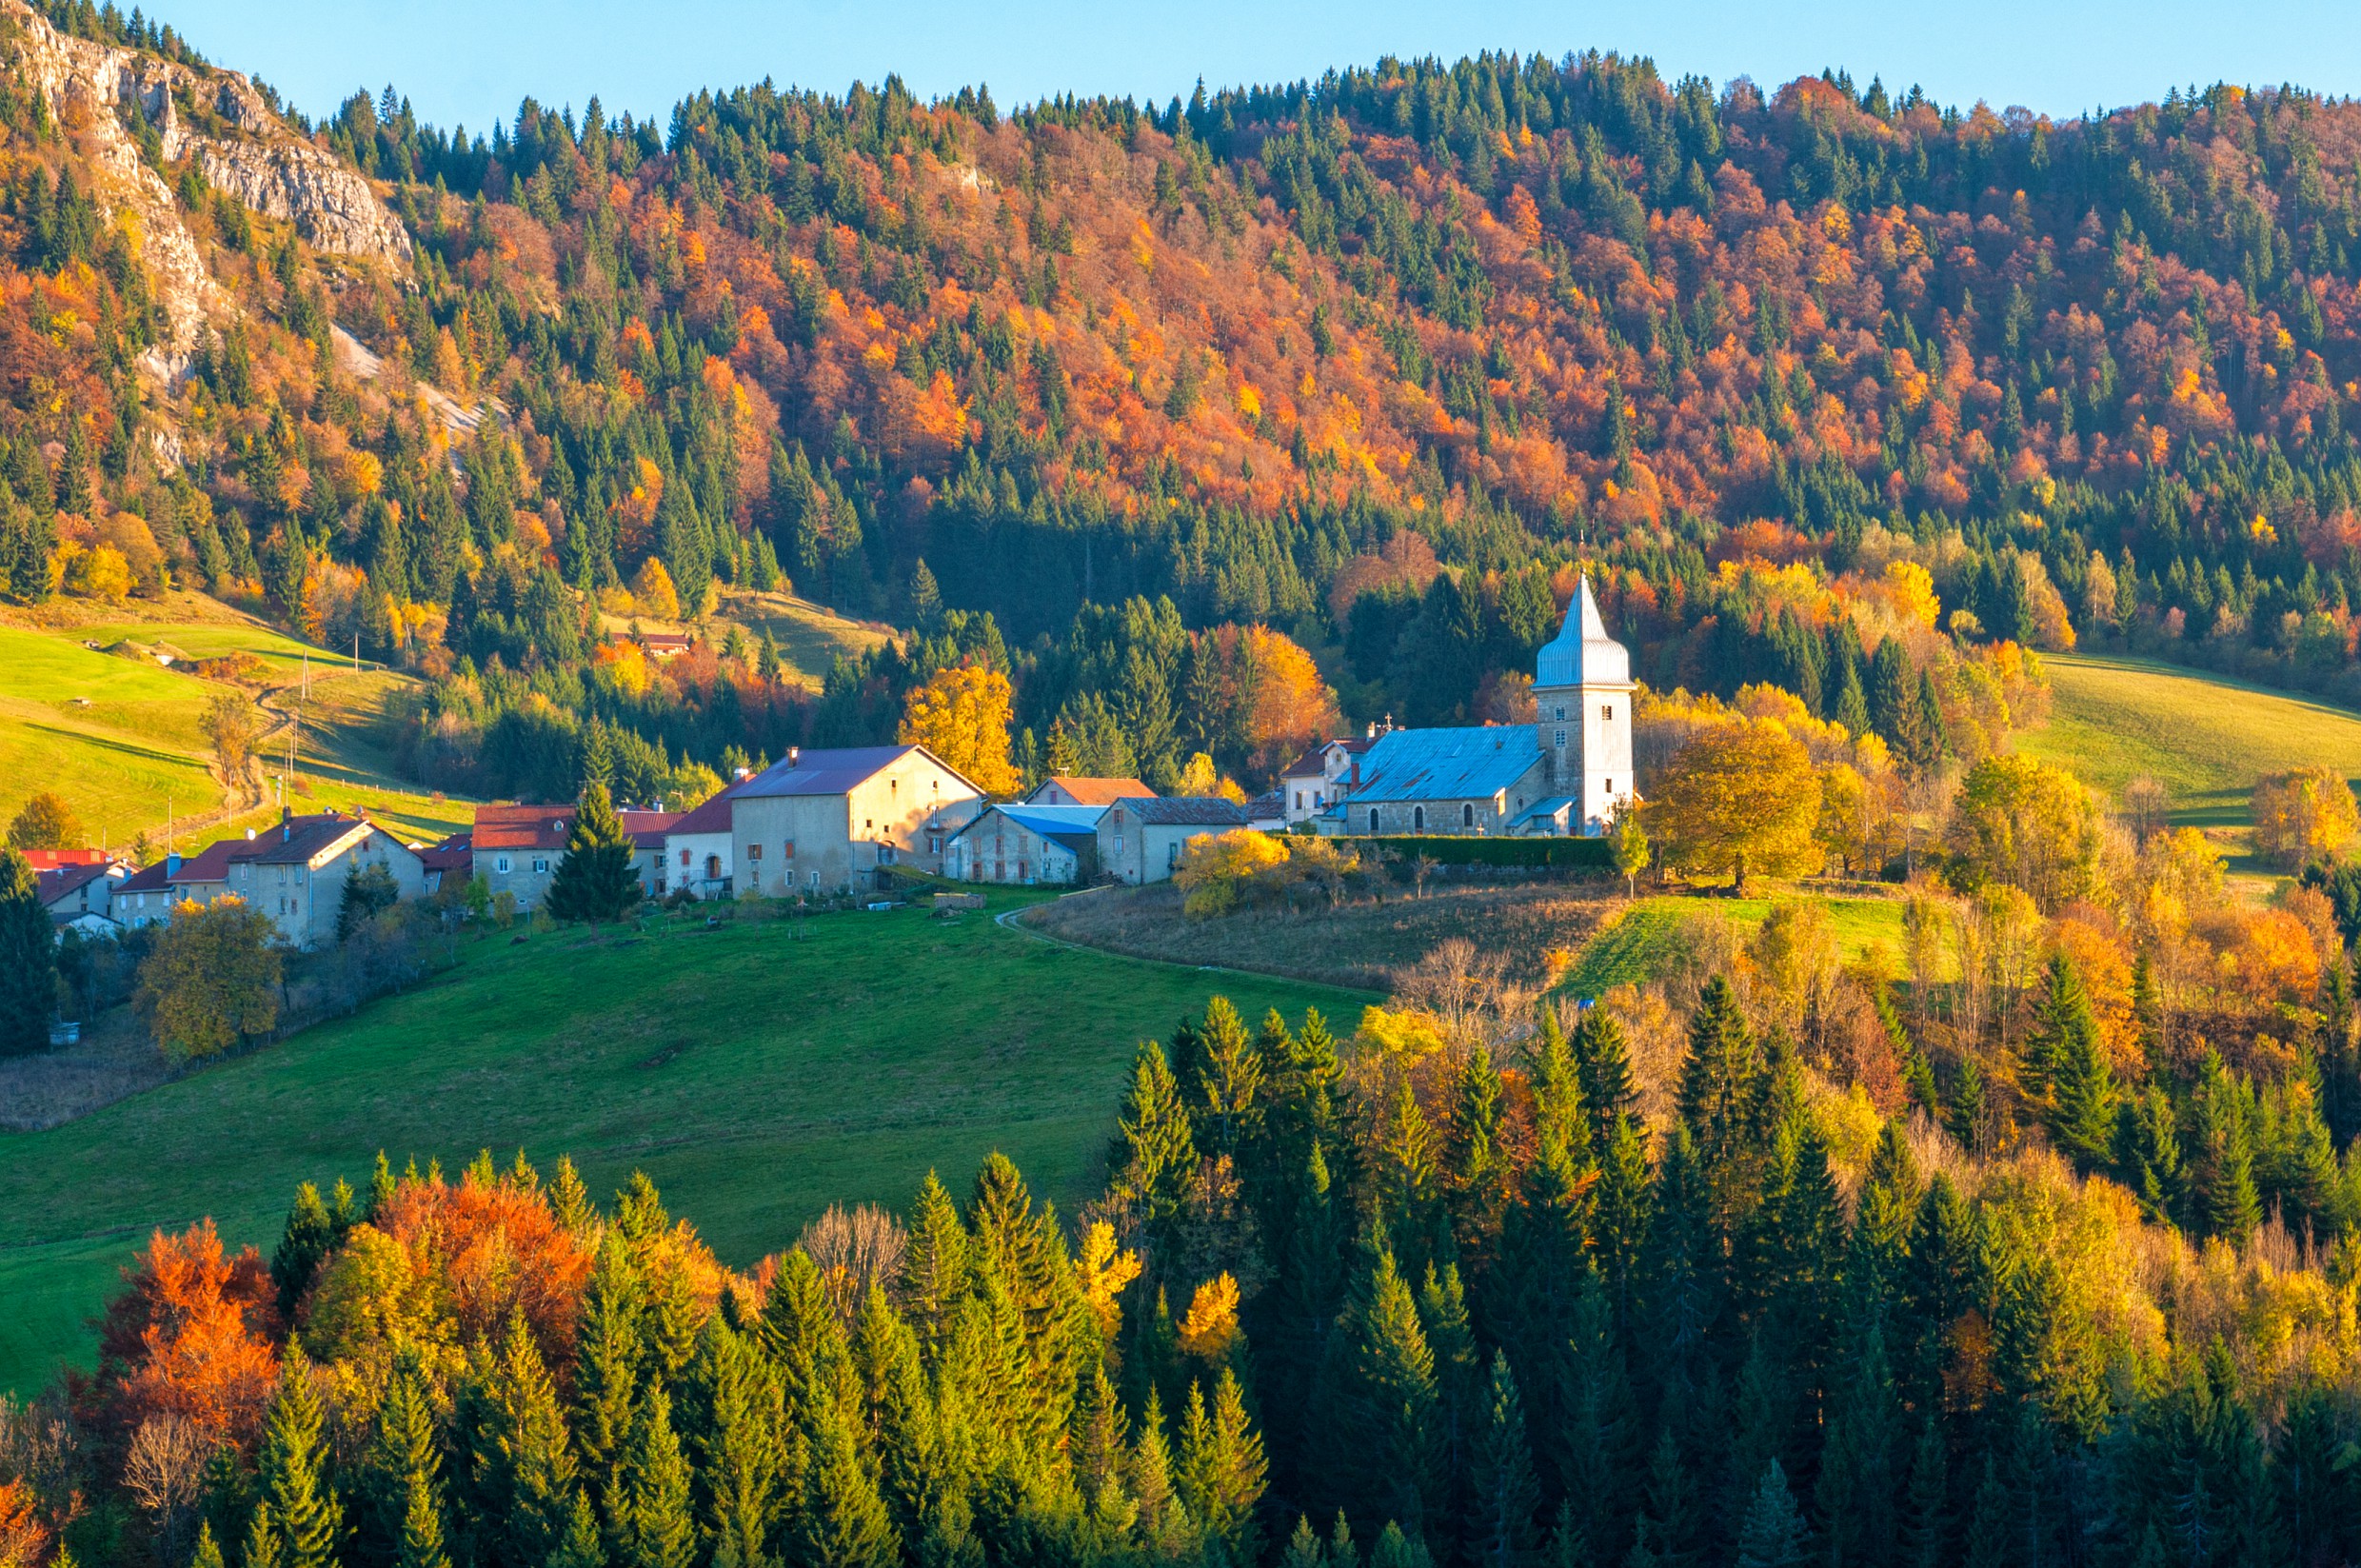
[1461,804,1475,827]
[1413,805,1425,832]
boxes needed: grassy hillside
[0,890,1369,1397]
[2017,653,2361,827]
[0,594,472,846]
[1564,893,1936,997]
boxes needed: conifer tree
[1677,976,1767,1244]
[2026,949,2117,1164]
[365,1357,445,1568]
[1635,1426,1700,1568]
[1130,1386,1198,1561]
[573,1235,645,1532]
[684,1319,781,1568]
[900,1171,970,1346]
[1593,1112,1654,1328]
[545,781,642,923]
[1467,1352,1541,1568]
[466,1314,581,1568]
[1898,1419,1947,1568]
[1179,1369,1268,1563]
[0,846,54,1056]
[1573,1006,1638,1146]
[193,1520,227,1568]
[1348,1249,1441,1540]
[619,1386,696,1568]
[2191,1051,2263,1245]
[1815,1323,1900,1568]
[1735,1461,1811,1568]
[1192,996,1266,1157]
[271,1182,339,1321]
[256,1349,342,1568]
[1106,1040,1200,1233]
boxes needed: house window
[705,855,722,879]
[748,844,763,862]
[1602,705,1614,721]
[1294,791,1304,809]
[1114,835,1124,855]
[1555,729,1566,748]
[679,849,691,868]
[1607,778,1615,794]
[1413,805,1425,832]
[1462,804,1475,828]
[496,856,511,874]
[881,844,898,865]
[784,842,796,859]
[533,858,549,874]
[808,870,820,888]
[927,834,942,855]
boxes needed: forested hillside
[9,0,2361,793]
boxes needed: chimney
[166,851,181,876]
[787,746,801,767]
[732,767,751,784]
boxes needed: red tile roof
[1036,776,1157,805]
[620,810,681,848]
[36,863,115,906]
[19,848,113,871]
[473,804,577,851]
[666,785,743,837]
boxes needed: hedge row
[1344,834,1616,869]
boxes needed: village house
[114,837,248,926]
[36,857,128,933]
[943,804,1105,884]
[1026,776,1156,808]
[1096,797,1249,884]
[1319,577,1636,838]
[1279,732,1381,828]
[471,804,574,911]
[227,809,427,948]
[626,810,682,897]
[662,784,744,899]
[722,744,984,898]
[419,833,473,896]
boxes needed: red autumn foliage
[87,1220,281,1452]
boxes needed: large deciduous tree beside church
[1644,720,1822,892]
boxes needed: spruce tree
[899,1170,969,1346]
[2026,950,2117,1164]
[790,1368,899,1568]
[256,1349,342,1568]
[0,847,55,1056]
[1735,1461,1811,1568]
[545,781,642,923]
[366,1357,445,1568]
[1348,1249,1441,1540]
[685,1319,782,1568]
[1467,1352,1541,1568]
[1106,1040,1199,1232]
[620,1386,696,1568]
[1179,1369,1268,1564]
[271,1182,340,1321]
[193,1520,228,1568]
[466,1314,581,1568]
[1677,975,1767,1246]
[572,1235,644,1534]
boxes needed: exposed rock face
[0,0,409,356]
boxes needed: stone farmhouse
[1098,796,1250,883]
[943,804,1104,884]
[469,803,680,910]
[1027,776,1157,808]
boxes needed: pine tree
[256,1349,342,1568]
[271,1182,339,1321]
[684,1319,781,1568]
[572,1236,644,1536]
[1815,1323,1900,1568]
[1677,975,1768,1246]
[2026,950,2117,1164]
[1574,1006,1638,1145]
[1898,1419,1947,1568]
[1635,1426,1699,1568]
[193,1520,228,1568]
[1735,1461,1811,1568]
[1130,1386,1198,1561]
[366,1357,446,1568]
[1106,1040,1199,1232]
[900,1170,969,1346]
[1180,1369,1269,1563]
[2192,1051,2263,1245]
[619,1386,696,1568]
[1349,1248,1441,1540]
[466,1314,581,1568]
[0,847,55,1056]
[1192,996,1266,1157]
[1467,1352,1541,1568]
[791,1368,898,1568]
[545,781,642,923]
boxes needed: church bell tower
[1533,576,1636,835]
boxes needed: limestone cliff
[0,0,409,356]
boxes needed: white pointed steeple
[1532,575,1635,837]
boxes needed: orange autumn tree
[94,1221,281,1451]
[899,664,1022,796]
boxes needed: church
[1315,576,1636,838]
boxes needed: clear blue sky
[165,0,2361,138]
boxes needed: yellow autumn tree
[1242,625,1340,775]
[1644,719,1823,892]
[899,664,1022,796]
[2251,764,2360,869]
[630,557,682,621]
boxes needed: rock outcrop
[0,0,409,355]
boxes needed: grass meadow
[0,891,1369,1397]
